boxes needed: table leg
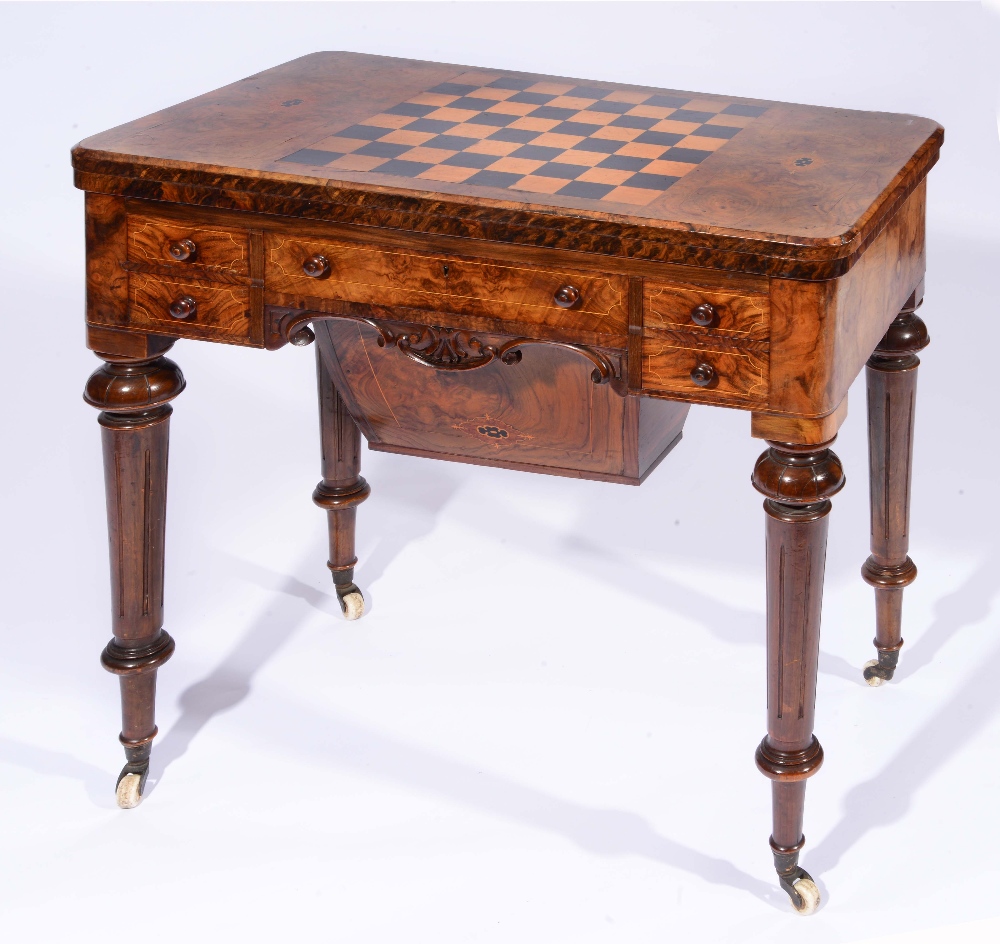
[84,351,185,808]
[752,439,845,914]
[314,342,370,619]
[862,294,929,685]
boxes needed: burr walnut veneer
[73,52,942,914]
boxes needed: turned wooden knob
[302,254,331,279]
[168,296,197,320]
[690,362,716,387]
[553,284,581,309]
[168,238,197,262]
[691,302,717,327]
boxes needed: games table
[72,52,942,914]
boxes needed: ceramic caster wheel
[863,659,885,687]
[789,877,820,915]
[339,590,364,621]
[116,772,143,809]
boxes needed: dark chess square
[277,75,767,207]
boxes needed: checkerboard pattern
[277,75,768,207]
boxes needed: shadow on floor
[475,502,863,686]
[145,459,988,906]
[147,553,338,792]
[214,670,789,908]
[137,549,787,909]
[148,457,461,790]
[354,457,461,592]
[0,737,114,809]
[897,546,999,680]
[810,548,1000,873]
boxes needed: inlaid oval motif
[453,415,533,449]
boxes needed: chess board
[278,74,767,207]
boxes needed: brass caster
[337,584,365,621]
[116,772,143,809]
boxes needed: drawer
[129,274,252,344]
[644,279,769,340]
[128,215,249,276]
[322,319,687,484]
[642,335,769,405]
[266,236,628,337]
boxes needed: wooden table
[72,52,942,914]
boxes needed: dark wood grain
[128,213,249,275]
[861,294,928,683]
[80,184,928,427]
[83,350,186,806]
[642,331,769,406]
[72,52,942,281]
[85,192,129,328]
[750,398,849,447]
[86,325,176,360]
[129,273,255,346]
[266,233,629,336]
[314,316,687,484]
[766,180,926,421]
[73,51,941,908]
[644,277,769,339]
[314,334,370,610]
[753,438,845,911]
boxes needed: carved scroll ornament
[267,309,622,388]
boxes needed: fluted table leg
[314,339,370,620]
[752,439,845,914]
[862,294,929,685]
[84,350,185,808]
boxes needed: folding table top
[73,51,942,271]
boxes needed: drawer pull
[168,295,197,320]
[691,302,718,327]
[553,284,581,309]
[690,362,716,387]
[168,238,197,262]
[302,254,331,279]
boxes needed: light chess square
[278,75,767,206]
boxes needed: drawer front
[266,236,628,336]
[642,335,769,405]
[129,274,252,344]
[644,279,769,340]
[128,215,249,276]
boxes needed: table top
[73,51,942,276]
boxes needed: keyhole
[443,263,450,278]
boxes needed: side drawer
[642,334,769,406]
[265,236,628,337]
[129,274,253,345]
[644,279,769,340]
[128,215,249,276]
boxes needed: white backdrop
[1,3,998,942]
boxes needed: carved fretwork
[265,308,624,391]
